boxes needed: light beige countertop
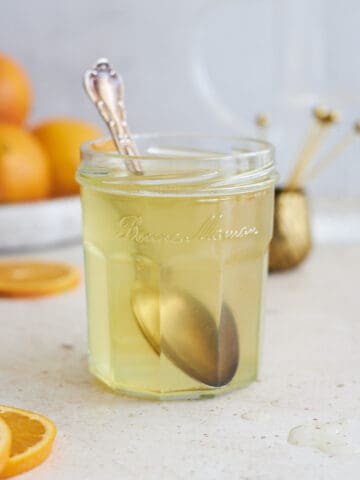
[0,243,359,479]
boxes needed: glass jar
[77,134,278,400]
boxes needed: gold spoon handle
[83,58,143,174]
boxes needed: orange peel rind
[0,418,11,475]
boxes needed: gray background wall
[1,0,360,196]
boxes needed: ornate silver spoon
[83,58,142,174]
[83,59,239,387]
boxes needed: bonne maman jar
[77,134,278,400]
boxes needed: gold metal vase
[269,188,312,272]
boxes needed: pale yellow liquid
[81,185,274,399]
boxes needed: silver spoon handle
[83,58,143,174]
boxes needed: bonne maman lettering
[116,215,258,244]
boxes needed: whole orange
[32,118,102,196]
[0,124,51,203]
[0,54,32,125]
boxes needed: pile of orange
[0,53,102,203]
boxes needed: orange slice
[0,405,56,478]
[0,418,11,475]
[0,260,80,298]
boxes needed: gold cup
[269,188,312,272]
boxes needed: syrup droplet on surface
[288,421,360,456]
[241,411,271,422]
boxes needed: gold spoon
[132,283,238,387]
[83,59,239,387]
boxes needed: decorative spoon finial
[83,58,143,174]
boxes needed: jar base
[90,365,257,401]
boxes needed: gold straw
[305,121,360,182]
[286,107,339,189]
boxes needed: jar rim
[78,133,278,197]
[80,132,274,161]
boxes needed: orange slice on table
[0,260,80,298]
[0,418,11,475]
[0,405,56,478]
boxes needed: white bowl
[0,196,82,252]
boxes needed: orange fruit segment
[0,405,56,478]
[0,124,51,203]
[0,418,11,475]
[0,260,80,298]
[32,118,102,196]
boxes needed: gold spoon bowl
[132,283,239,387]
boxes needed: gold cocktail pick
[270,106,339,272]
[304,120,360,182]
[255,113,270,141]
[286,107,339,189]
